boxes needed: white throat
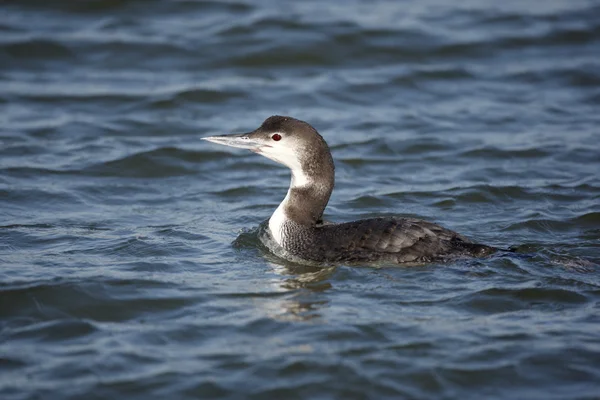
[261,135,315,246]
[268,171,309,246]
[268,189,290,247]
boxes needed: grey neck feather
[283,140,335,227]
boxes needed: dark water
[1,0,600,398]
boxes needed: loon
[203,116,498,264]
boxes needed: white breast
[268,165,310,247]
[268,190,289,246]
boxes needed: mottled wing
[317,217,492,263]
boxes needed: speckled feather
[278,217,496,263]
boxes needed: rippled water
[1,1,600,398]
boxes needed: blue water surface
[1,1,599,399]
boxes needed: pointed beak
[202,132,263,150]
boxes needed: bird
[203,115,498,264]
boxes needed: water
[1,0,600,398]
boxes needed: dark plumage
[204,115,499,264]
[279,216,496,264]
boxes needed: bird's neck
[270,154,335,232]
[283,170,334,226]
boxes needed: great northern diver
[203,116,497,264]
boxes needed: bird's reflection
[234,224,338,321]
[263,253,337,321]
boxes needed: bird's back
[283,217,497,264]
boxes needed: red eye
[272,133,282,141]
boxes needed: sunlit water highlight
[1,1,599,399]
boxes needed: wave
[83,147,216,178]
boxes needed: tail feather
[451,238,503,257]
